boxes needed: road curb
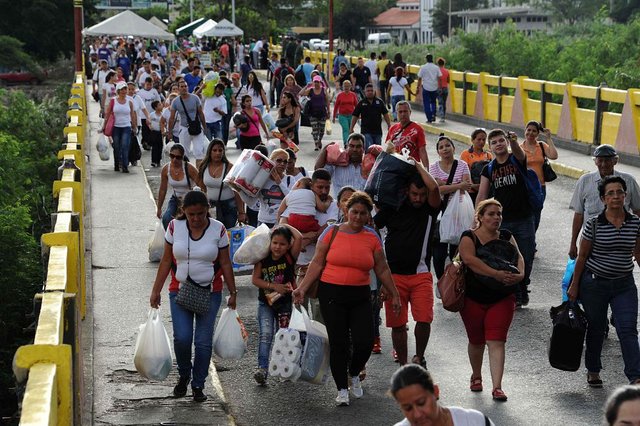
[418,122,588,179]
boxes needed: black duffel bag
[364,152,416,210]
[548,301,588,371]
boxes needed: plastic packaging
[227,224,256,272]
[133,309,173,380]
[225,150,275,197]
[262,111,277,131]
[561,258,577,302]
[96,134,110,161]
[233,224,271,265]
[439,190,475,245]
[326,143,349,166]
[212,307,248,359]
[299,305,331,385]
[148,221,165,262]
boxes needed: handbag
[275,116,294,129]
[175,234,212,314]
[180,96,202,136]
[437,256,466,312]
[539,142,557,182]
[432,160,458,243]
[307,225,340,299]
[104,99,115,137]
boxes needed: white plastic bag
[133,309,173,380]
[227,224,256,272]
[96,134,110,161]
[289,305,307,332]
[298,305,331,385]
[262,111,276,131]
[213,307,248,359]
[148,221,165,262]
[439,190,475,245]
[233,224,271,265]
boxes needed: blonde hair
[474,198,502,229]
[270,148,289,161]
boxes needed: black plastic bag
[474,239,520,292]
[364,152,416,210]
[129,132,142,164]
[548,301,588,371]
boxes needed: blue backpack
[487,155,544,211]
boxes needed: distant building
[367,0,436,45]
[452,4,551,35]
[96,0,171,10]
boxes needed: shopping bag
[325,119,332,135]
[148,221,165,262]
[289,304,307,332]
[364,151,417,210]
[439,190,475,245]
[325,143,349,166]
[129,132,142,163]
[227,224,256,272]
[133,309,173,380]
[213,307,248,359]
[548,301,588,371]
[298,305,330,385]
[561,258,577,302]
[233,224,271,265]
[262,111,277,131]
[96,134,110,161]
[269,328,304,381]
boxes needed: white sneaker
[336,388,350,406]
[350,376,364,398]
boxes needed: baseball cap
[115,82,127,91]
[312,75,322,82]
[593,144,617,157]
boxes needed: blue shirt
[116,57,131,78]
[296,63,314,84]
[97,47,111,61]
[183,73,202,93]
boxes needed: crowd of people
[87,35,640,424]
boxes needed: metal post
[190,0,193,23]
[540,82,549,128]
[462,72,468,116]
[593,82,608,147]
[497,76,503,123]
[232,0,236,25]
[73,0,83,72]
[448,0,452,39]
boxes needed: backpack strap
[442,160,459,209]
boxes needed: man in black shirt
[350,83,391,149]
[477,128,535,307]
[374,163,440,366]
[351,57,371,99]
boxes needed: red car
[0,68,45,85]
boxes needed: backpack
[295,68,306,87]
[384,61,394,80]
[278,66,290,85]
[470,160,490,185]
[487,155,544,211]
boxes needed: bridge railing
[296,48,640,157]
[14,72,87,426]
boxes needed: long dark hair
[279,91,299,118]
[246,70,263,93]
[198,138,229,182]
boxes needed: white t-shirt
[285,169,308,189]
[284,201,339,266]
[162,107,180,137]
[165,218,229,286]
[364,60,377,81]
[203,95,228,123]
[92,68,108,92]
[285,189,317,216]
[253,40,263,52]
[417,62,442,91]
[137,88,161,114]
[112,98,132,128]
[149,110,162,131]
[137,70,151,87]
[389,77,408,96]
[247,86,264,107]
[394,407,494,426]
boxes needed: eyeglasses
[169,154,183,160]
[274,159,287,164]
[604,190,626,197]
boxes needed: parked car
[308,38,322,50]
[0,68,46,85]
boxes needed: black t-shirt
[374,202,439,275]
[461,229,518,304]
[352,66,371,88]
[258,253,296,306]
[480,154,532,221]
[352,97,388,135]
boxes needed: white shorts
[178,127,208,160]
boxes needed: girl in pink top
[332,80,359,146]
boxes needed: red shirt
[333,91,359,117]
[385,121,426,160]
[439,67,449,89]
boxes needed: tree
[432,0,483,40]
[136,5,169,21]
[0,36,37,70]
[333,0,391,41]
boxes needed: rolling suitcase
[548,301,588,371]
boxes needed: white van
[366,33,393,49]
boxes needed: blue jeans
[422,88,438,122]
[501,215,536,291]
[169,291,223,389]
[112,126,131,167]
[210,197,238,229]
[533,186,546,233]
[579,272,640,382]
[438,87,449,119]
[206,121,224,140]
[364,133,382,150]
[257,300,292,369]
[391,95,405,121]
[162,195,179,229]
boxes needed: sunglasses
[169,154,183,160]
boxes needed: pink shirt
[240,107,262,137]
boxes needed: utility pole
[232,0,236,24]
[328,0,334,81]
[190,0,193,22]
[74,0,83,72]
[448,0,452,39]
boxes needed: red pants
[460,295,515,345]
[288,213,320,233]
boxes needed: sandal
[492,388,508,401]
[411,355,427,369]
[587,373,603,388]
[470,376,483,392]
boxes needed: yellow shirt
[377,59,390,81]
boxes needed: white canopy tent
[192,19,218,38]
[148,16,168,31]
[205,19,244,37]
[83,10,175,40]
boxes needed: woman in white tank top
[198,139,246,228]
[157,143,203,228]
[102,82,137,173]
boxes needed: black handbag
[548,301,588,371]
[275,116,294,129]
[129,132,141,163]
[175,236,211,314]
[473,235,520,292]
[180,96,202,136]
[539,142,557,182]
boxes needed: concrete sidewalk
[85,92,231,425]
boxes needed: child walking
[276,177,333,233]
[252,224,303,385]
[149,100,164,167]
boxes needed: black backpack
[470,160,490,185]
[295,68,306,87]
[384,61,394,80]
[278,66,290,85]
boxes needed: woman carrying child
[276,177,333,234]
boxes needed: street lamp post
[448,0,452,39]
[232,0,236,24]
[328,0,333,81]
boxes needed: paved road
[139,109,640,426]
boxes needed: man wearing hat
[569,144,640,259]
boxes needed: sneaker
[121,167,129,173]
[372,337,381,354]
[336,389,350,406]
[173,376,190,397]
[440,118,446,123]
[350,376,363,399]
[411,355,427,369]
[192,387,207,402]
[254,368,268,385]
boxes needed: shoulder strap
[538,141,547,159]
[326,225,340,250]
[442,160,459,207]
[185,162,192,189]
[591,216,598,242]
[179,96,194,124]
[484,415,491,426]
[217,163,227,202]
[299,167,307,177]
[390,121,412,144]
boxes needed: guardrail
[297,48,640,157]
[14,71,87,425]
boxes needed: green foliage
[0,36,38,71]
[136,5,169,21]
[333,0,390,41]
[0,87,66,417]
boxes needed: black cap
[593,144,617,157]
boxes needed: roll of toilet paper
[285,347,301,364]
[280,363,301,379]
[287,330,301,347]
[269,358,281,376]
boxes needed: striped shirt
[324,163,367,196]
[583,211,640,279]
